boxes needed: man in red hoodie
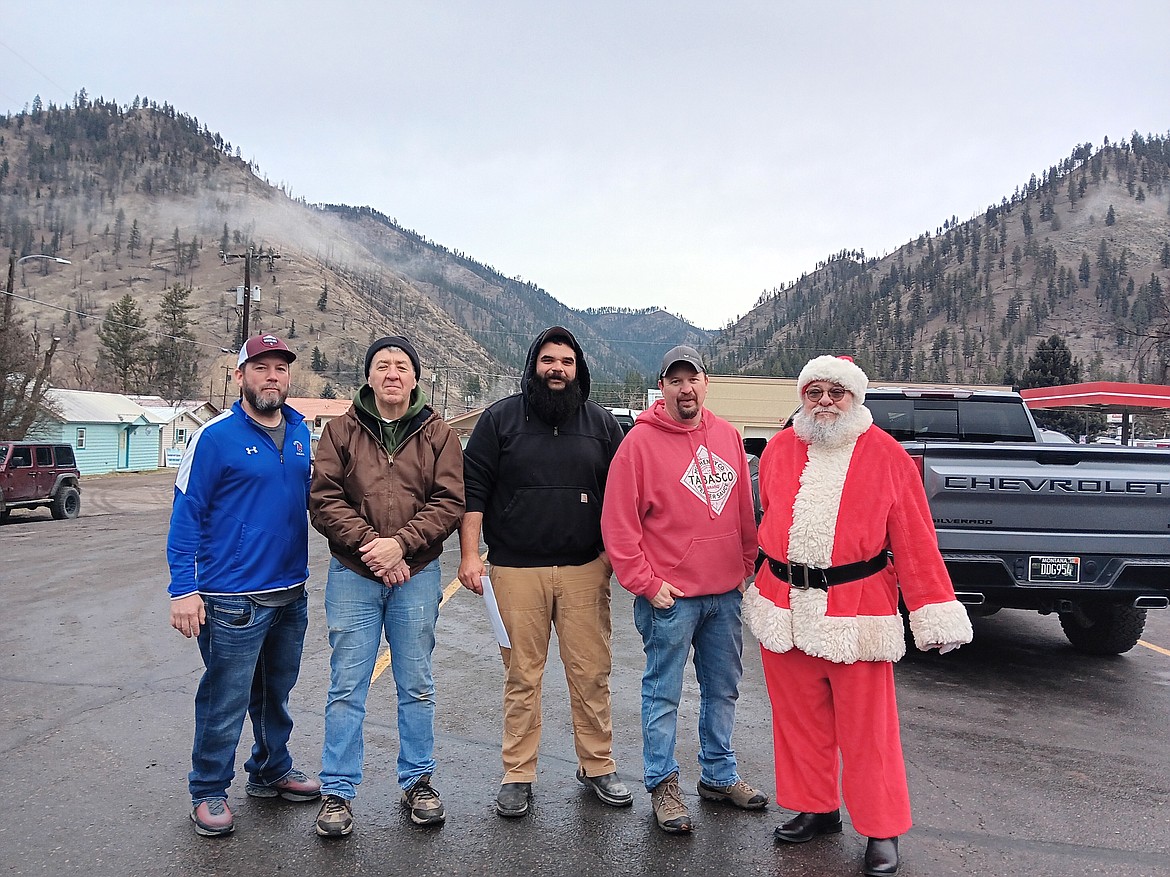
[601,345,766,834]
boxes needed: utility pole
[220,247,280,341]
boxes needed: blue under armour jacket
[166,400,311,599]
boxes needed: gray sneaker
[190,798,234,837]
[315,795,353,838]
[246,768,322,802]
[401,775,445,825]
[650,772,692,833]
[697,777,768,810]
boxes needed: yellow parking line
[441,578,463,606]
[1138,639,1170,657]
[370,565,479,682]
[372,645,392,681]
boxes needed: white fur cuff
[908,600,974,652]
[743,585,794,654]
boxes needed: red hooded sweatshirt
[601,400,758,600]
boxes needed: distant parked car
[605,407,637,435]
[1038,428,1076,443]
[0,442,82,521]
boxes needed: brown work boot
[650,772,692,833]
[315,795,354,838]
[696,777,768,810]
[401,775,445,826]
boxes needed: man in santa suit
[743,354,972,877]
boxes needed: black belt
[764,551,889,590]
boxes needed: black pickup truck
[865,387,1170,655]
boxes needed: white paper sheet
[480,575,511,648]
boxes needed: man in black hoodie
[459,326,631,818]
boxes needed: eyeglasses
[804,386,850,402]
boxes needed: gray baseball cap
[659,345,705,379]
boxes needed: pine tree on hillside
[97,294,149,393]
[1021,336,1103,439]
[127,219,141,258]
[152,283,200,404]
[113,208,126,256]
[1022,335,1079,387]
[171,227,183,271]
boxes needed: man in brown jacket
[309,335,464,837]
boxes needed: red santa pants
[761,646,912,838]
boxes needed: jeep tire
[1059,603,1146,655]
[50,485,81,520]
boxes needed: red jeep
[0,442,82,521]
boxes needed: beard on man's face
[526,373,583,425]
[244,382,287,414]
[792,404,865,447]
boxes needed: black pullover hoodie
[462,326,626,567]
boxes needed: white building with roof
[128,396,220,467]
[35,389,162,475]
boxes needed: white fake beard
[792,403,869,448]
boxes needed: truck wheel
[1059,604,1146,655]
[50,486,81,520]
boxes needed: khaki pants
[490,557,616,783]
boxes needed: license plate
[1028,556,1081,583]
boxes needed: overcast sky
[4,1,1169,329]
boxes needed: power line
[1,286,232,353]
[0,42,72,104]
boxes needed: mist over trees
[2,94,1168,420]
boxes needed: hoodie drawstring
[689,420,718,520]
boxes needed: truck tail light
[909,452,924,478]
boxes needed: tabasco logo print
[680,445,737,515]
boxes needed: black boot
[863,836,899,876]
[773,810,843,843]
[496,782,532,817]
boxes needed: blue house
[36,389,162,475]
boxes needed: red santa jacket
[744,408,972,664]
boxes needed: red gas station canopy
[1020,382,1170,444]
[1020,381,1170,409]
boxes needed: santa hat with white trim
[797,355,868,404]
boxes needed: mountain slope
[320,205,712,383]
[0,96,708,411]
[707,136,1170,385]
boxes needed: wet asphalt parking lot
[1,469,1169,877]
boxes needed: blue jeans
[320,558,441,798]
[633,588,744,791]
[190,591,309,804]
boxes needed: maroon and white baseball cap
[237,334,296,367]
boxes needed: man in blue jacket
[167,334,319,837]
